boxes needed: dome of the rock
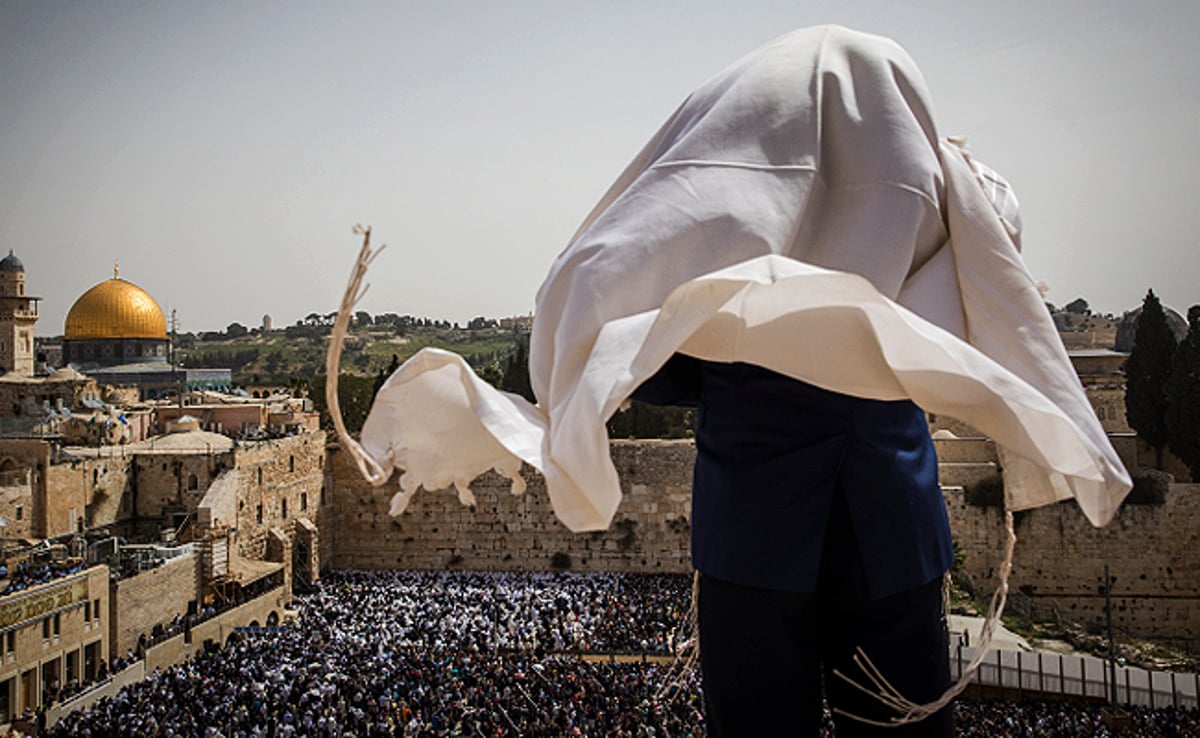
[64,277,168,340]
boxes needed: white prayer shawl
[355,25,1131,535]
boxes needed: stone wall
[328,439,1200,650]
[111,554,200,655]
[946,483,1200,651]
[0,472,33,541]
[133,450,233,524]
[140,584,289,675]
[328,441,694,574]
[317,457,337,578]
[46,454,134,535]
[0,440,49,537]
[229,433,326,590]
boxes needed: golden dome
[64,276,168,340]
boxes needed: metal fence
[952,645,1199,709]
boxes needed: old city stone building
[0,565,109,722]
[0,255,331,721]
[0,424,326,722]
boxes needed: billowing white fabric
[359,25,1130,533]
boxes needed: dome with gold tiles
[64,269,167,340]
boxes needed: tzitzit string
[832,509,1018,727]
[326,225,391,487]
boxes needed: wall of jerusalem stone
[46,452,132,537]
[111,554,199,655]
[230,433,326,566]
[134,452,230,526]
[945,483,1200,651]
[327,439,1200,650]
[328,441,695,575]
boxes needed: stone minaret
[0,251,39,376]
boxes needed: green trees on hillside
[501,343,535,402]
[183,346,261,371]
[607,401,695,440]
[309,374,377,435]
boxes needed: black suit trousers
[698,490,954,737]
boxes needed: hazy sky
[3,1,1197,336]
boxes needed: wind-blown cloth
[352,25,1131,533]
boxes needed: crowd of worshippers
[47,570,705,737]
[0,559,86,596]
[30,573,286,712]
[314,570,694,654]
[953,699,1200,738]
[43,570,1200,737]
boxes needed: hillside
[176,301,1124,386]
[176,321,521,387]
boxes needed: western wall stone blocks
[112,554,200,655]
[933,438,998,464]
[328,439,1199,649]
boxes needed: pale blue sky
[3,1,1197,335]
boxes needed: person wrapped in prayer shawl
[334,24,1131,737]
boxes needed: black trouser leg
[699,574,824,737]
[821,577,953,737]
[819,489,953,737]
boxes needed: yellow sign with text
[0,577,89,630]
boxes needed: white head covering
[352,25,1130,532]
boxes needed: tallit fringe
[832,509,1017,727]
[326,225,391,487]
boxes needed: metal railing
[952,645,1199,709]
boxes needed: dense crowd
[954,700,1200,738]
[43,570,1199,737]
[314,570,693,655]
[49,571,705,737]
[28,576,288,712]
[0,559,86,596]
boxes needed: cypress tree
[500,342,535,403]
[1165,306,1200,481]
[1124,289,1178,468]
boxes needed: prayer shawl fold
[356,25,1131,533]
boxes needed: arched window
[187,473,198,491]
